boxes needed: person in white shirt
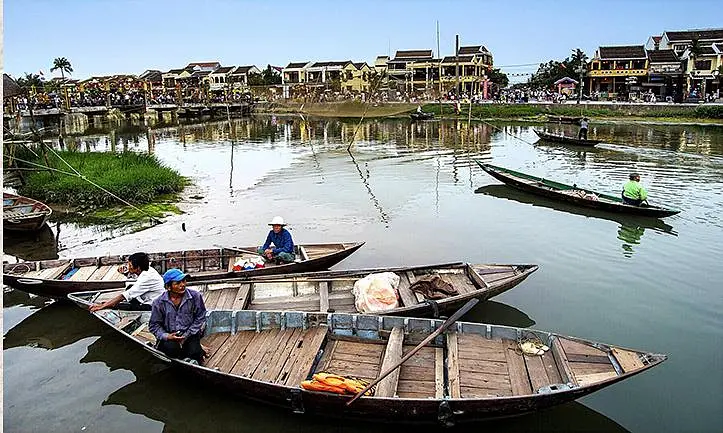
[90,252,165,312]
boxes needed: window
[694,60,712,70]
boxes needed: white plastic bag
[352,272,400,313]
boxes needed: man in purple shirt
[149,268,207,364]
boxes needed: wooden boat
[476,162,680,218]
[533,129,600,147]
[475,184,678,236]
[73,306,666,424]
[68,262,539,318]
[3,192,52,232]
[2,242,364,299]
[410,111,434,121]
[545,115,582,124]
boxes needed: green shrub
[695,105,723,119]
[19,151,188,208]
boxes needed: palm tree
[571,48,589,102]
[50,57,73,81]
[16,73,44,93]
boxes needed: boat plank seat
[247,328,304,381]
[456,333,517,397]
[248,295,320,312]
[396,273,419,307]
[303,244,343,260]
[298,246,310,261]
[317,338,384,381]
[446,332,461,398]
[231,284,252,310]
[206,331,258,373]
[131,323,157,346]
[89,265,115,280]
[229,329,286,378]
[396,344,437,399]
[375,327,405,397]
[611,347,645,373]
[550,336,578,386]
[277,326,329,386]
[68,266,100,282]
[22,262,72,280]
[319,281,330,312]
[200,332,230,360]
[116,313,142,330]
[202,289,224,310]
[557,337,617,384]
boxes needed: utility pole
[455,34,460,97]
[575,65,585,104]
[437,21,441,96]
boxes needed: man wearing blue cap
[149,268,207,364]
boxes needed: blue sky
[4,0,721,82]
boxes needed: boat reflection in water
[3,302,98,350]
[2,223,59,261]
[475,184,677,257]
[464,300,536,328]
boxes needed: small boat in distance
[410,111,434,121]
[3,193,52,232]
[3,242,364,299]
[76,306,666,424]
[69,262,539,318]
[533,129,601,147]
[475,162,680,218]
[545,115,582,124]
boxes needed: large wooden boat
[73,306,666,424]
[2,243,364,299]
[533,129,600,147]
[476,162,680,218]
[69,262,539,318]
[3,193,53,232]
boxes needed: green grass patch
[422,103,723,121]
[18,151,188,209]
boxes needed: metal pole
[455,35,460,97]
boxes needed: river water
[4,117,723,432]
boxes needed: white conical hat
[269,216,286,226]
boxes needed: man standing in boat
[149,269,207,365]
[90,252,164,312]
[257,216,295,264]
[621,173,648,206]
[578,117,589,140]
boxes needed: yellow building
[587,45,649,98]
[342,62,372,92]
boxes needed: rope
[345,69,388,151]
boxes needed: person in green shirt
[622,173,648,206]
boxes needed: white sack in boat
[352,272,400,313]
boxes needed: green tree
[16,73,45,93]
[261,65,281,85]
[486,68,509,88]
[51,57,73,81]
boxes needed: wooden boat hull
[545,115,582,124]
[68,262,538,318]
[476,162,680,218]
[2,242,364,299]
[410,112,434,121]
[79,307,666,424]
[533,129,600,147]
[3,193,52,232]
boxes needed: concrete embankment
[255,101,418,118]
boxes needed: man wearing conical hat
[257,216,296,263]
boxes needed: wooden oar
[346,298,479,406]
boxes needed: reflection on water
[4,117,723,432]
[475,184,678,257]
[2,223,59,261]
[2,288,50,310]
[3,302,98,350]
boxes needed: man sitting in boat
[257,216,295,264]
[149,269,207,365]
[416,105,423,113]
[621,173,648,206]
[89,252,164,312]
[578,117,589,140]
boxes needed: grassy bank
[258,101,418,118]
[17,151,188,220]
[422,103,723,121]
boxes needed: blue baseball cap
[163,268,188,284]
